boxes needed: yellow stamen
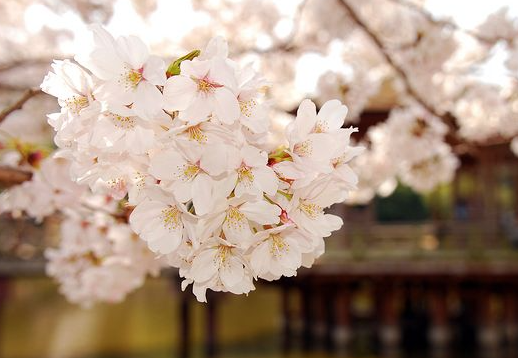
[187,125,208,143]
[299,200,322,219]
[64,95,89,114]
[269,233,289,258]
[161,205,182,231]
[237,165,254,187]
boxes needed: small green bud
[166,49,201,78]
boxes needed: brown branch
[0,88,43,124]
[0,58,53,73]
[0,166,32,187]
[339,0,452,120]
[388,0,512,46]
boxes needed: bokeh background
[2,0,518,357]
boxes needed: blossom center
[314,121,328,133]
[237,165,254,186]
[119,65,144,90]
[187,125,208,143]
[239,99,257,118]
[269,233,289,257]
[160,205,182,230]
[293,140,313,157]
[64,95,89,114]
[225,206,246,229]
[178,163,200,181]
[109,113,136,129]
[299,199,323,219]
[193,76,223,95]
[215,245,232,267]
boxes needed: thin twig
[0,166,32,186]
[388,0,512,46]
[0,88,43,124]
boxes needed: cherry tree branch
[0,58,53,73]
[388,0,512,46]
[338,0,458,129]
[0,88,42,124]
[0,166,32,187]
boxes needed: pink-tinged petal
[181,95,213,123]
[192,173,214,216]
[213,88,240,124]
[75,25,122,80]
[143,55,166,85]
[200,144,236,176]
[210,58,237,90]
[115,35,149,69]
[253,167,278,195]
[272,162,305,180]
[221,256,245,288]
[335,164,358,187]
[291,99,317,141]
[133,82,163,120]
[250,242,270,276]
[125,126,155,154]
[148,229,182,254]
[242,145,267,167]
[316,100,348,131]
[199,212,226,240]
[191,249,218,282]
[172,181,193,203]
[163,75,197,111]
[322,214,343,235]
[149,149,186,181]
[200,36,229,60]
[180,60,211,78]
[240,200,281,225]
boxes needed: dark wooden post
[333,285,352,350]
[281,283,293,352]
[428,284,451,349]
[477,288,502,349]
[301,279,314,351]
[205,293,217,357]
[378,281,401,349]
[179,290,190,358]
[504,288,518,345]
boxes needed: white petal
[149,149,186,181]
[133,82,163,120]
[192,173,214,216]
[143,55,166,85]
[163,75,197,111]
[115,35,149,69]
[253,167,278,196]
[317,99,348,131]
[191,249,218,282]
[220,256,245,288]
[213,88,240,124]
[240,200,281,225]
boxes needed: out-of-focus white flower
[45,217,163,307]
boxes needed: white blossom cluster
[45,216,162,307]
[0,156,164,306]
[37,25,362,302]
[347,106,459,204]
